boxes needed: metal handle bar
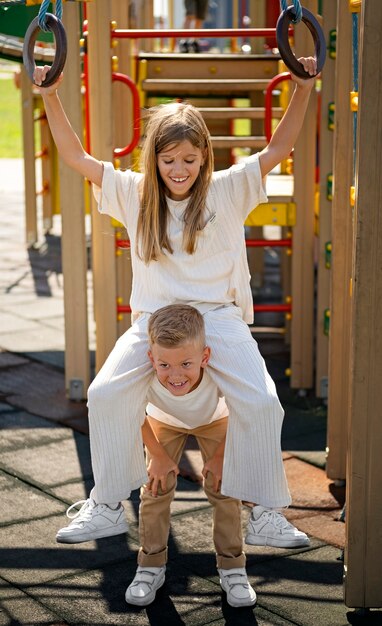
[265,72,292,143]
[111,27,292,40]
[112,72,141,158]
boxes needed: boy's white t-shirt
[146,369,228,429]
[93,154,267,324]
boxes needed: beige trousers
[138,416,246,570]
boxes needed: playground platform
[1,159,379,626]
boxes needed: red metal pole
[116,239,292,249]
[253,304,291,313]
[81,17,91,154]
[264,72,292,143]
[111,28,291,40]
[112,73,141,157]
[117,303,292,315]
[116,239,131,249]
[245,238,292,247]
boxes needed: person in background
[179,0,209,53]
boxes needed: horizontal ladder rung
[198,107,283,119]
[211,136,267,148]
[142,78,270,94]
[139,52,281,61]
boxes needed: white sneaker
[56,499,128,543]
[218,567,257,608]
[245,506,310,548]
[125,565,166,606]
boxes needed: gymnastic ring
[276,6,326,79]
[23,14,67,88]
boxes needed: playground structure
[1,0,381,611]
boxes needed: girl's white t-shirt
[93,153,267,324]
[146,369,227,429]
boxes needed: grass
[0,73,22,158]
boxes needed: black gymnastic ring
[23,14,67,87]
[276,6,326,79]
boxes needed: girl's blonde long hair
[137,102,214,263]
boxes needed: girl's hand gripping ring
[23,13,67,87]
[276,6,326,79]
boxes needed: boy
[124,304,309,607]
[126,303,256,608]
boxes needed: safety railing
[112,72,141,157]
[264,72,292,143]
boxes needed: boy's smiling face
[148,341,210,396]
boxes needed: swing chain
[38,0,63,32]
[280,0,302,24]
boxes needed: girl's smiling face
[157,139,205,200]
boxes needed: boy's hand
[33,65,63,94]
[290,56,318,88]
[202,452,223,493]
[145,454,179,498]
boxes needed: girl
[34,56,317,544]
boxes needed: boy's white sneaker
[125,565,166,606]
[218,567,257,608]
[245,506,310,548]
[56,499,128,543]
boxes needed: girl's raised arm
[259,57,317,178]
[34,68,103,187]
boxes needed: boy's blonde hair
[137,102,214,264]
[148,304,205,349]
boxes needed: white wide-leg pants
[88,305,291,507]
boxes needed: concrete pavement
[0,159,375,625]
